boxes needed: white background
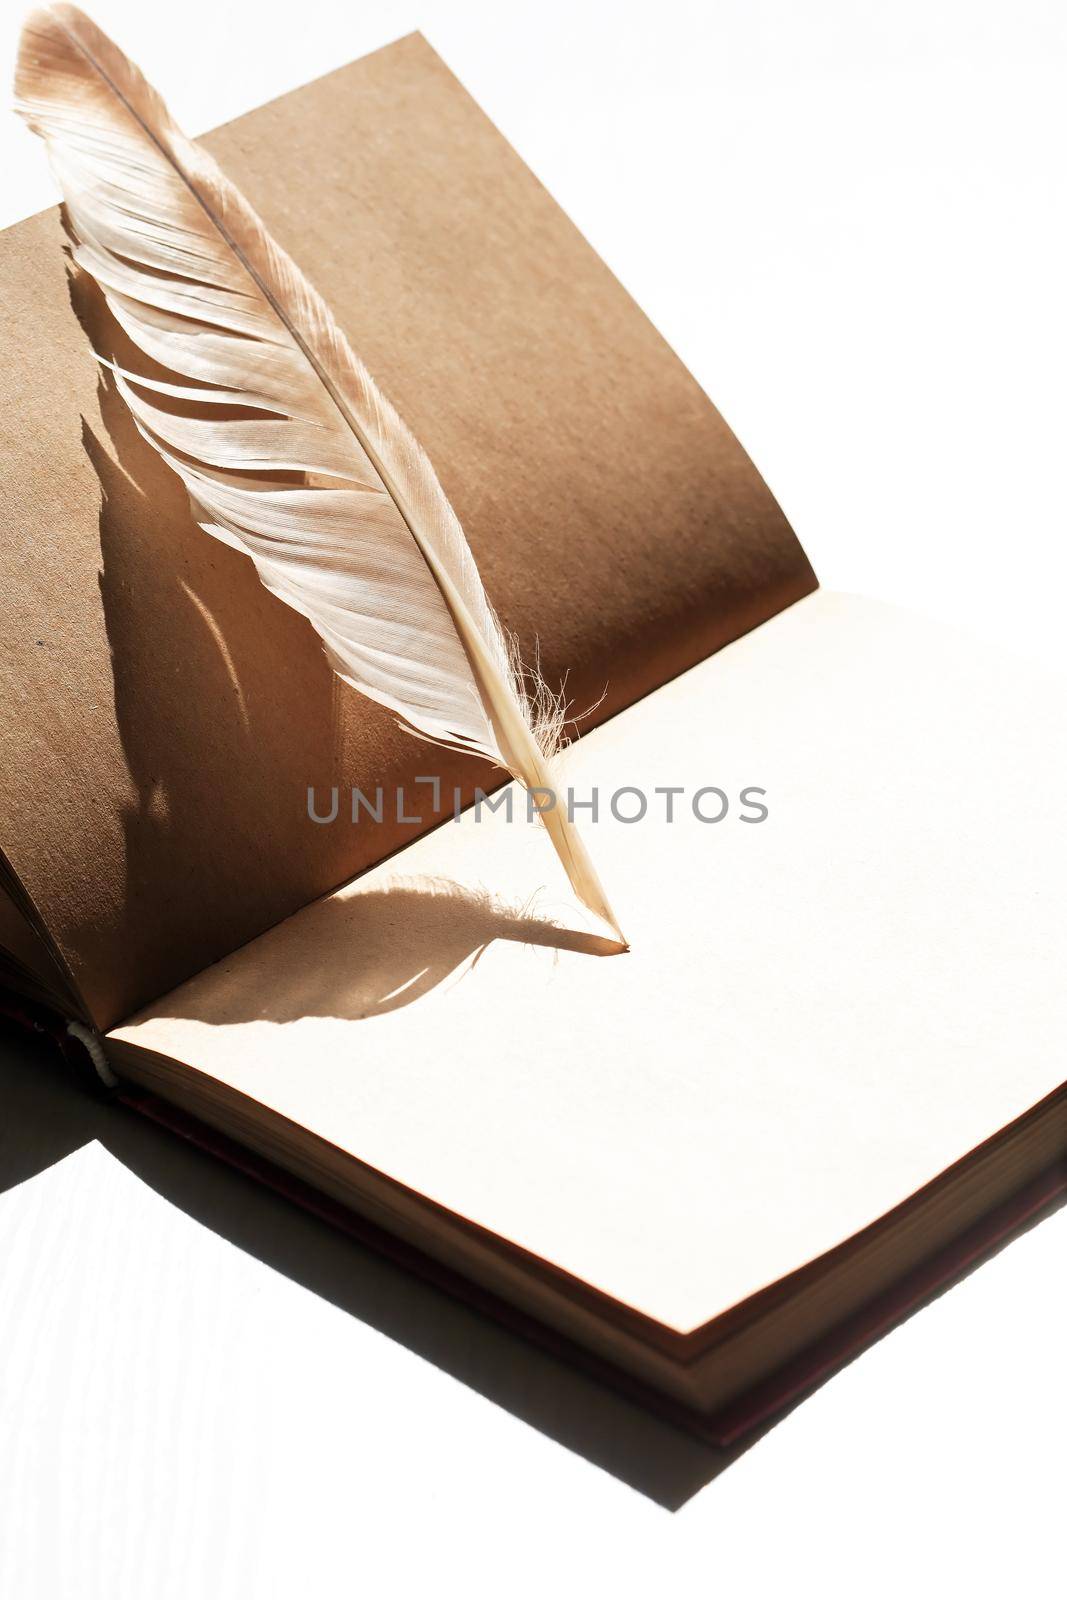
[1,2,1064,1594]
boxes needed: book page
[110,592,1067,1333]
[0,886,58,996]
[0,35,812,1029]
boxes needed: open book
[3,33,1065,1441]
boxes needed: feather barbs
[15,4,626,942]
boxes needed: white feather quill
[15,5,626,944]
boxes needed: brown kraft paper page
[0,33,815,1030]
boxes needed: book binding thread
[66,1020,118,1090]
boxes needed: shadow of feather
[147,876,622,1026]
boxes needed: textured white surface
[0,1144,1064,1596]
[2,2,1066,1593]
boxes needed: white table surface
[1,3,1064,1593]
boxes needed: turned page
[109,591,1067,1335]
[0,34,813,1031]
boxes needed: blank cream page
[110,591,1067,1333]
